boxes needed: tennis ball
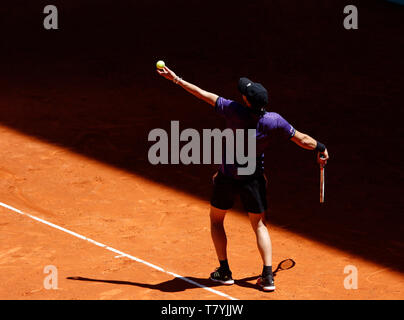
[156,60,165,69]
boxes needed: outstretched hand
[317,149,329,167]
[156,66,177,82]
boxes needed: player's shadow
[66,268,289,293]
[67,275,258,292]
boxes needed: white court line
[0,201,237,300]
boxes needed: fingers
[156,66,169,73]
[156,68,170,80]
[156,66,178,83]
[317,151,328,166]
[156,68,167,74]
[319,154,329,161]
[156,66,173,77]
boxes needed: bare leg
[248,212,272,266]
[210,206,228,261]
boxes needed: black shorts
[210,171,268,214]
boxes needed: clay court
[0,1,403,300]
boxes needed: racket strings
[273,259,296,276]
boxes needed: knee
[251,218,268,234]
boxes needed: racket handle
[320,165,325,203]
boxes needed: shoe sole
[210,277,235,285]
[257,278,275,291]
[261,285,276,291]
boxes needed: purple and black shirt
[215,97,296,179]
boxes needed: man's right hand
[317,149,329,167]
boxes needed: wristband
[315,141,326,153]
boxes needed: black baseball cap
[238,77,269,111]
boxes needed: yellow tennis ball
[156,60,165,69]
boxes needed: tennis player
[157,66,329,291]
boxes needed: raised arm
[291,130,329,166]
[157,66,218,106]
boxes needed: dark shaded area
[67,275,241,292]
[66,259,294,292]
[67,275,264,293]
[1,1,403,272]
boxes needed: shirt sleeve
[263,113,296,139]
[276,114,296,139]
[214,97,237,119]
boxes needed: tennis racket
[273,259,296,276]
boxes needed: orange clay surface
[0,125,403,300]
[1,1,403,301]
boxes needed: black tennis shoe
[210,267,234,285]
[257,274,276,291]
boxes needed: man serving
[157,65,329,291]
